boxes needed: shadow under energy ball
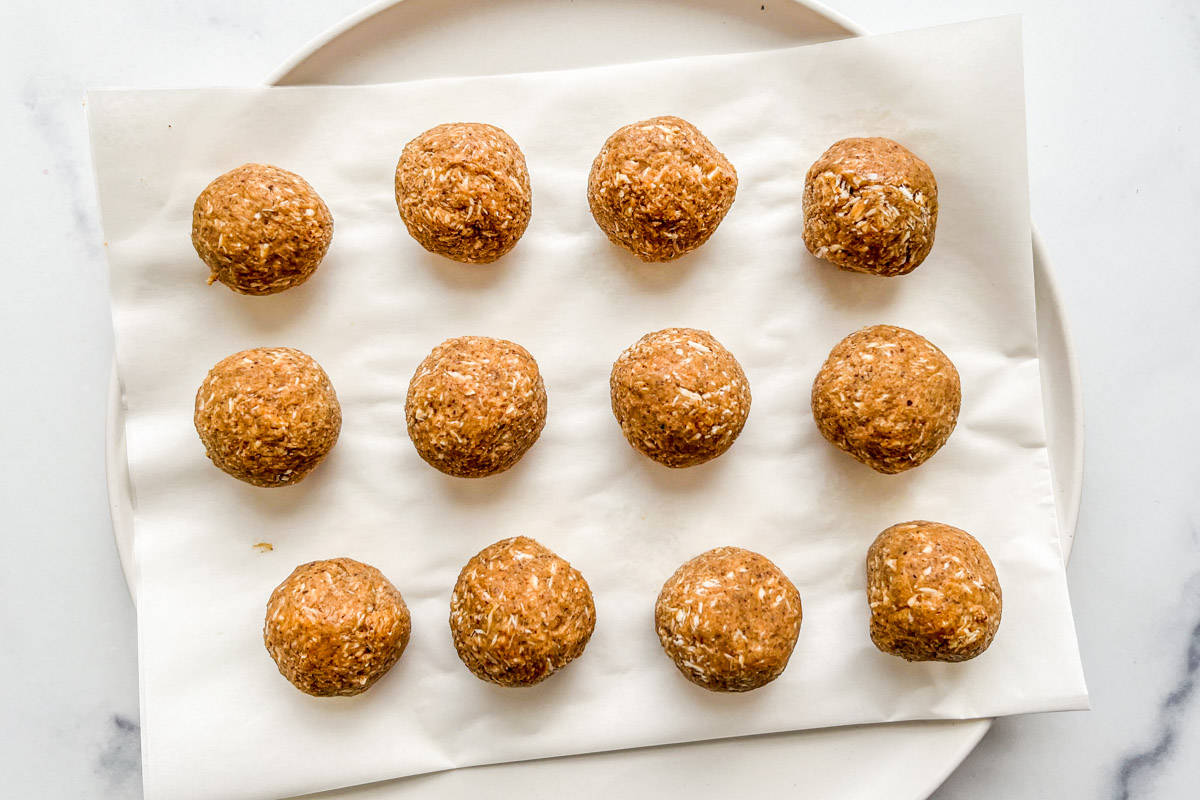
[811,324,960,474]
[610,327,751,468]
[394,122,532,263]
[264,558,412,697]
[449,537,596,687]
[802,137,938,277]
[866,521,1002,662]
[191,163,334,295]
[194,347,341,487]
[405,336,547,478]
[588,115,737,262]
[655,547,803,692]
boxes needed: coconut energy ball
[588,115,738,262]
[866,521,1002,662]
[406,336,547,478]
[802,137,938,276]
[610,328,751,468]
[811,325,960,474]
[655,547,803,692]
[191,163,333,295]
[450,536,596,687]
[194,347,341,487]
[264,558,411,697]
[394,122,532,263]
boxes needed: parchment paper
[88,17,1087,800]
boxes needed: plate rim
[102,3,1083,798]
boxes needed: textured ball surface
[610,327,751,468]
[802,137,938,276]
[405,336,547,478]
[194,347,341,487]
[264,558,411,697]
[655,547,803,692]
[588,116,737,262]
[450,536,596,687]
[395,122,532,263]
[866,521,1002,662]
[192,163,333,295]
[811,325,960,474]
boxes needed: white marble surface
[0,1,1196,798]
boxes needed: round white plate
[105,1,1083,797]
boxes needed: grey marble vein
[1113,581,1200,799]
[22,83,103,251]
[95,714,142,792]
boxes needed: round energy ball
[811,324,960,474]
[191,163,333,295]
[394,122,532,263]
[405,336,547,478]
[610,327,751,468]
[264,558,411,696]
[449,536,596,687]
[655,547,803,692]
[802,137,938,276]
[194,347,341,487]
[866,521,1002,662]
[588,115,738,262]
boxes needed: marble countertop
[2,1,1197,797]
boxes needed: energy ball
[802,137,938,276]
[655,547,803,692]
[394,122,532,263]
[588,115,738,262]
[866,521,1002,662]
[264,558,411,696]
[811,324,960,474]
[192,163,333,295]
[194,347,341,487]
[450,536,596,687]
[610,327,751,468]
[406,336,547,478]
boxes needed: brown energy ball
[811,325,960,474]
[655,547,803,692]
[394,122,532,263]
[866,521,1002,662]
[264,558,411,697]
[191,163,333,295]
[588,115,738,262]
[194,347,341,487]
[450,536,596,687]
[802,137,938,276]
[405,336,547,478]
[610,328,751,468]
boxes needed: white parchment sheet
[89,17,1087,800]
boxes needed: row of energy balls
[190,117,1001,697]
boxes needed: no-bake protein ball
[191,163,334,295]
[405,336,547,478]
[588,115,738,262]
[866,521,1002,662]
[802,137,938,276]
[610,327,751,468]
[811,324,960,474]
[450,536,596,687]
[394,122,532,263]
[655,547,803,692]
[194,347,341,487]
[264,558,411,696]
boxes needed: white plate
[105,2,1083,797]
